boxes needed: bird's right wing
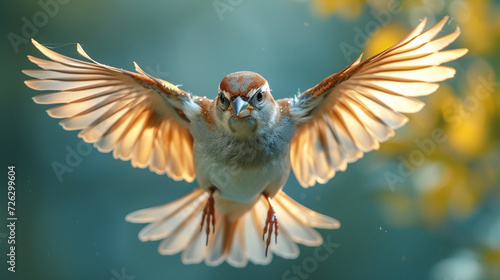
[24,39,210,182]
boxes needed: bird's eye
[256,91,263,102]
[219,92,228,105]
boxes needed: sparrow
[24,17,467,267]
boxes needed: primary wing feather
[24,39,205,182]
[286,17,467,187]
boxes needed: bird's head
[215,71,278,138]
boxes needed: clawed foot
[262,195,278,257]
[200,187,216,245]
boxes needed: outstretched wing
[285,17,468,187]
[24,39,207,182]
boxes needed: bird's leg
[200,186,216,246]
[262,194,278,257]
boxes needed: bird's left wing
[282,17,467,187]
[24,39,208,182]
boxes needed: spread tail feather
[126,188,340,267]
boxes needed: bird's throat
[228,116,257,137]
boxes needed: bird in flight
[25,17,466,267]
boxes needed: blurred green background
[1,0,499,279]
